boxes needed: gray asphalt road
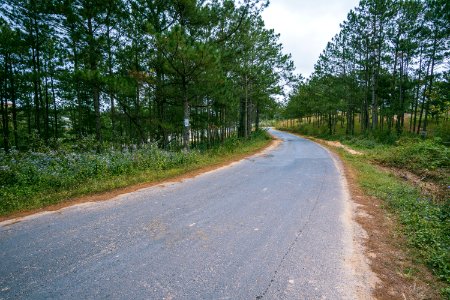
[0,129,365,299]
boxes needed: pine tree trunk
[87,15,102,150]
[31,47,41,135]
[417,59,431,134]
[411,48,423,133]
[423,35,437,133]
[1,70,9,153]
[44,64,50,144]
[182,82,190,151]
[255,102,260,131]
[8,55,18,148]
[50,72,57,139]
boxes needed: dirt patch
[376,165,449,202]
[312,134,448,201]
[0,138,281,224]
[343,162,443,300]
[329,153,379,299]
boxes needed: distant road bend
[0,129,373,299]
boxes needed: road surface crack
[255,179,325,299]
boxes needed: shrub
[374,139,450,172]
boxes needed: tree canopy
[0,0,294,152]
[285,0,449,138]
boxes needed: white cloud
[262,0,359,77]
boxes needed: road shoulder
[313,139,379,299]
[303,135,445,299]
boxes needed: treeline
[285,0,449,137]
[0,0,294,152]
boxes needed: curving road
[0,129,368,299]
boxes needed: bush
[374,138,450,172]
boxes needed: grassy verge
[0,130,272,217]
[277,125,449,296]
[343,151,450,296]
[278,124,449,192]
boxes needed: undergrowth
[0,130,271,216]
[371,137,449,174]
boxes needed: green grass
[278,122,449,185]
[343,152,450,296]
[370,138,449,174]
[0,130,271,216]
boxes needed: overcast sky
[261,0,360,78]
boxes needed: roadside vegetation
[0,130,271,217]
[277,122,449,296]
[279,119,449,190]
[0,2,291,216]
[278,0,449,295]
[350,156,449,290]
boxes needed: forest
[284,0,449,141]
[0,0,294,153]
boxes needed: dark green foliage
[283,0,449,138]
[0,0,293,152]
[344,137,380,149]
